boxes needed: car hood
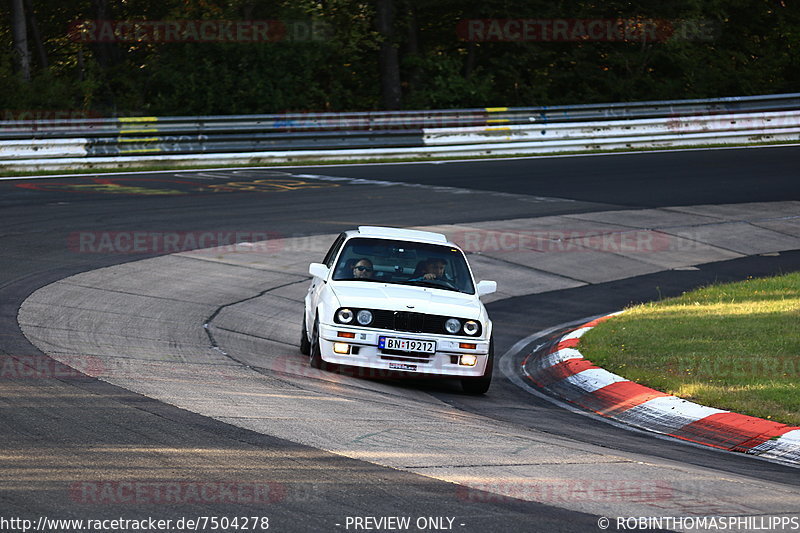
[330,281,483,319]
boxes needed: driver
[411,258,449,281]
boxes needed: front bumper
[318,323,490,378]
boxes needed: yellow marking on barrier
[485,107,508,112]
[485,127,512,132]
[119,129,158,134]
[487,119,510,123]
[117,137,160,143]
[120,116,157,121]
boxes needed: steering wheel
[434,278,458,290]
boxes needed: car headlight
[336,308,354,324]
[445,318,461,334]
[356,309,373,326]
[463,320,479,336]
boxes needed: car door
[306,232,347,329]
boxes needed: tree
[10,0,31,80]
[376,0,401,109]
[23,0,47,69]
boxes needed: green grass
[1,139,797,178]
[579,272,800,426]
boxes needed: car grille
[371,310,448,335]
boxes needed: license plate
[379,337,436,353]
[389,362,418,371]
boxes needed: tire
[299,313,311,355]
[309,317,330,371]
[461,338,493,395]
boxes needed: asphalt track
[1,146,799,531]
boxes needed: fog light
[459,354,478,366]
[333,343,350,354]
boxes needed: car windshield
[332,237,475,294]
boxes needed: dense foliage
[2,0,798,116]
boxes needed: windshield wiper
[401,280,461,292]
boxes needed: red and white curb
[522,314,800,465]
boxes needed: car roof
[352,226,450,245]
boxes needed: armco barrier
[1,92,799,171]
[423,110,800,145]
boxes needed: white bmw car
[301,226,497,394]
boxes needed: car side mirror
[309,263,330,280]
[476,280,497,296]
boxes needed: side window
[322,233,347,267]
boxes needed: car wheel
[309,317,330,371]
[461,338,493,395]
[299,313,311,355]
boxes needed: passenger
[352,258,374,279]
